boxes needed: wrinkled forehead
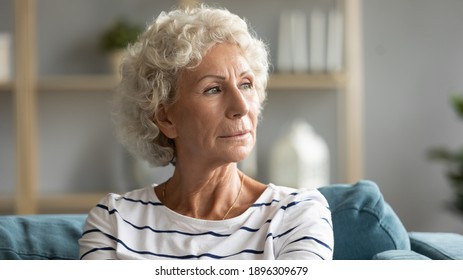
[180,43,252,82]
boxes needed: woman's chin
[225,147,254,164]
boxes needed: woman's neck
[158,163,244,220]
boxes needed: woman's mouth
[219,130,251,139]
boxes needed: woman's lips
[219,130,251,138]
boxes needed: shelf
[268,73,345,90]
[37,193,106,213]
[0,192,106,214]
[6,0,363,215]
[31,73,346,92]
[0,80,13,91]
[2,73,346,93]
[38,75,117,92]
[0,196,14,213]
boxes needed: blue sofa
[1,180,462,260]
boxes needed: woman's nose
[225,85,250,119]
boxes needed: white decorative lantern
[270,120,329,189]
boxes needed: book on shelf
[326,8,344,72]
[277,7,343,74]
[277,10,309,73]
[309,9,326,73]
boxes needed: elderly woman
[79,5,333,260]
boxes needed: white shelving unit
[3,0,363,214]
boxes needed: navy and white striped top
[79,184,333,260]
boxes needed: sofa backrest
[319,180,410,259]
[0,180,410,260]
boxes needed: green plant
[101,19,143,52]
[428,95,463,212]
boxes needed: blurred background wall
[363,0,463,234]
[0,0,462,233]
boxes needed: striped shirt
[79,184,333,260]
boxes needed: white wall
[363,0,463,233]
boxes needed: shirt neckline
[149,183,275,227]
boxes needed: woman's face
[159,43,260,167]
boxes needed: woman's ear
[154,104,177,139]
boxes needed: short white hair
[113,5,269,166]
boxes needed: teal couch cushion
[319,180,410,259]
[372,249,430,260]
[0,214,86,260]
[409,232,463,260]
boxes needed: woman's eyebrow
[196,70,252,83]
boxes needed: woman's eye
[204,86,221,95]
[240,82,253,90]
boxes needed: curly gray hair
[113,5,269,167]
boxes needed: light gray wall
[1,0,462,234]
[363,0,463,233]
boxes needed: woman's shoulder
[95,185,159,209]
[263,184,332,231]
[265,183,328,206]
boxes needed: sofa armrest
[372,249,430,260]
[0,214,86,260]
[409,232,463,260]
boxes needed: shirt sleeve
[275,189,334,260]
[78,193,119,260]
